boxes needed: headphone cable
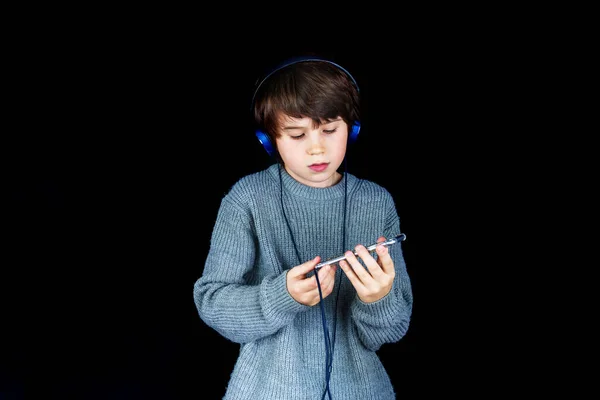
[279,165,335,399]
[325,156,347,391]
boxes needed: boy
[193,56,413,399]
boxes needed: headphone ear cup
[256,130,276,157]
[349,122,361,144]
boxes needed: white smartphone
[314,233,406,270]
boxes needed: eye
[290,134,305,140]
[323,128,337,134]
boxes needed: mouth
[309,163,329,172]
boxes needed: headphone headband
[251,56,360,110]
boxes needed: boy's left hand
[338,236,395,303]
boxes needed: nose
[307,134,325,155]
[308,147,324,156]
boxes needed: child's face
[275,114,348,188]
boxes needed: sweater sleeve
[193,195,308,344]
[349,195,413,351]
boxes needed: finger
[289,256,320,279]
[338,259,365,291]
[375,242,395,276]
[314,264,334,289]
[319,265,337,295]
[343,249,373,283]
[372,237,395,276]
[354,244,385,280]
[315,267,335,297]
[374,237,387,259]
[317,262,335,283]
[297,263,333,295]
[350,244,383,284]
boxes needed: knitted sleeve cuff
[261,271,309,323]
[352,287,400,326]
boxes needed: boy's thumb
[298,256,320,273]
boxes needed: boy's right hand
[286,256,337,306]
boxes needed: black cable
[278,165,334,399]
[322,156,348,399]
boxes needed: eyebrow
[282,125,306,131]
[282,118,342,131]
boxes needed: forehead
[277,113,310,127]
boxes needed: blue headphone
[252,56,361,157]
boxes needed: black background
[3,25,516,398]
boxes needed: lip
[309,163,329,172]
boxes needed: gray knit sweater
[194,164,413,399]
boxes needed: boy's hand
[286,256,337,306]
[339,236,395,303]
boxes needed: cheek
[276,140,294,156]
[275,141,301,165]
[332,137,348,157]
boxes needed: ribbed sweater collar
[266,163,355,201]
